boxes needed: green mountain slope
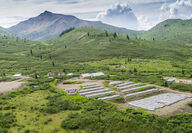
[1,27,192,69]
[46,27,191,62]
[140,19,192,43]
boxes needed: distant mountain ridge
[8,11,138,41]
[6,11,192,43]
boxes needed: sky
[1,0,192,30]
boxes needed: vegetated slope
[141,19,192,43]
[1,27,192,69]
[0,35,52,70]
[0,26,15,37]
[46,27,192,62]
[8,11,139,42]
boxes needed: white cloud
[160,0,192,20]
[97,3,138,30]
[0,0,192,30]
[137,16,159,30]
[0,16,27,28]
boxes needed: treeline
[59,28,75,37]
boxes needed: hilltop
[140,19,192,43]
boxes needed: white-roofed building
[13,73,22,79]
[58,72,65,76]
[167,78,176,82]
[91,72,105,78]
[67,73,73,76]
[80,73,92,79]
[80,72,105,79]
[48,73,54,78]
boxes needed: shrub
[43,96,81,114]
[63,81,84,84]
[170,83,192,92]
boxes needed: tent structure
[80,73,92,79]
[67,73,73,76]
[80,72,105,79]
[13,73,22,79]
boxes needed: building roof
[91,72,105,77]
[167,78,176,82]
[67,73,73,76]
[81,73,91,78]
[13,73,22,77]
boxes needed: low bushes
[61,100,192,133]
[61,101,165,133]
[63,81,85,84]
[0,112,16,132]
[43,95,81,114]
[170,83,192,92]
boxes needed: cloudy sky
[1,0,192,30]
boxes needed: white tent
[80,72,105,79]
[13,73,22,79]
[80,73,91,79]
[91,72,105,78]
[67,73,73,76]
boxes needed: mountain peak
[8,11,136,41]
[39,10,53,17]
[43,10,52,14]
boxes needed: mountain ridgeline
[2,11,192,43]
[8,11,138,41]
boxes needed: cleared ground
[0,80,27,93]
[57,79,192,116]
[56,78,105,91]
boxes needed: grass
[170,83,192,92]
[141,19,192,43]
[125,86,154,94]
[108,96,125,103]
[93,92,115,99]
[63,81,85,84]
[5,90,81,133]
